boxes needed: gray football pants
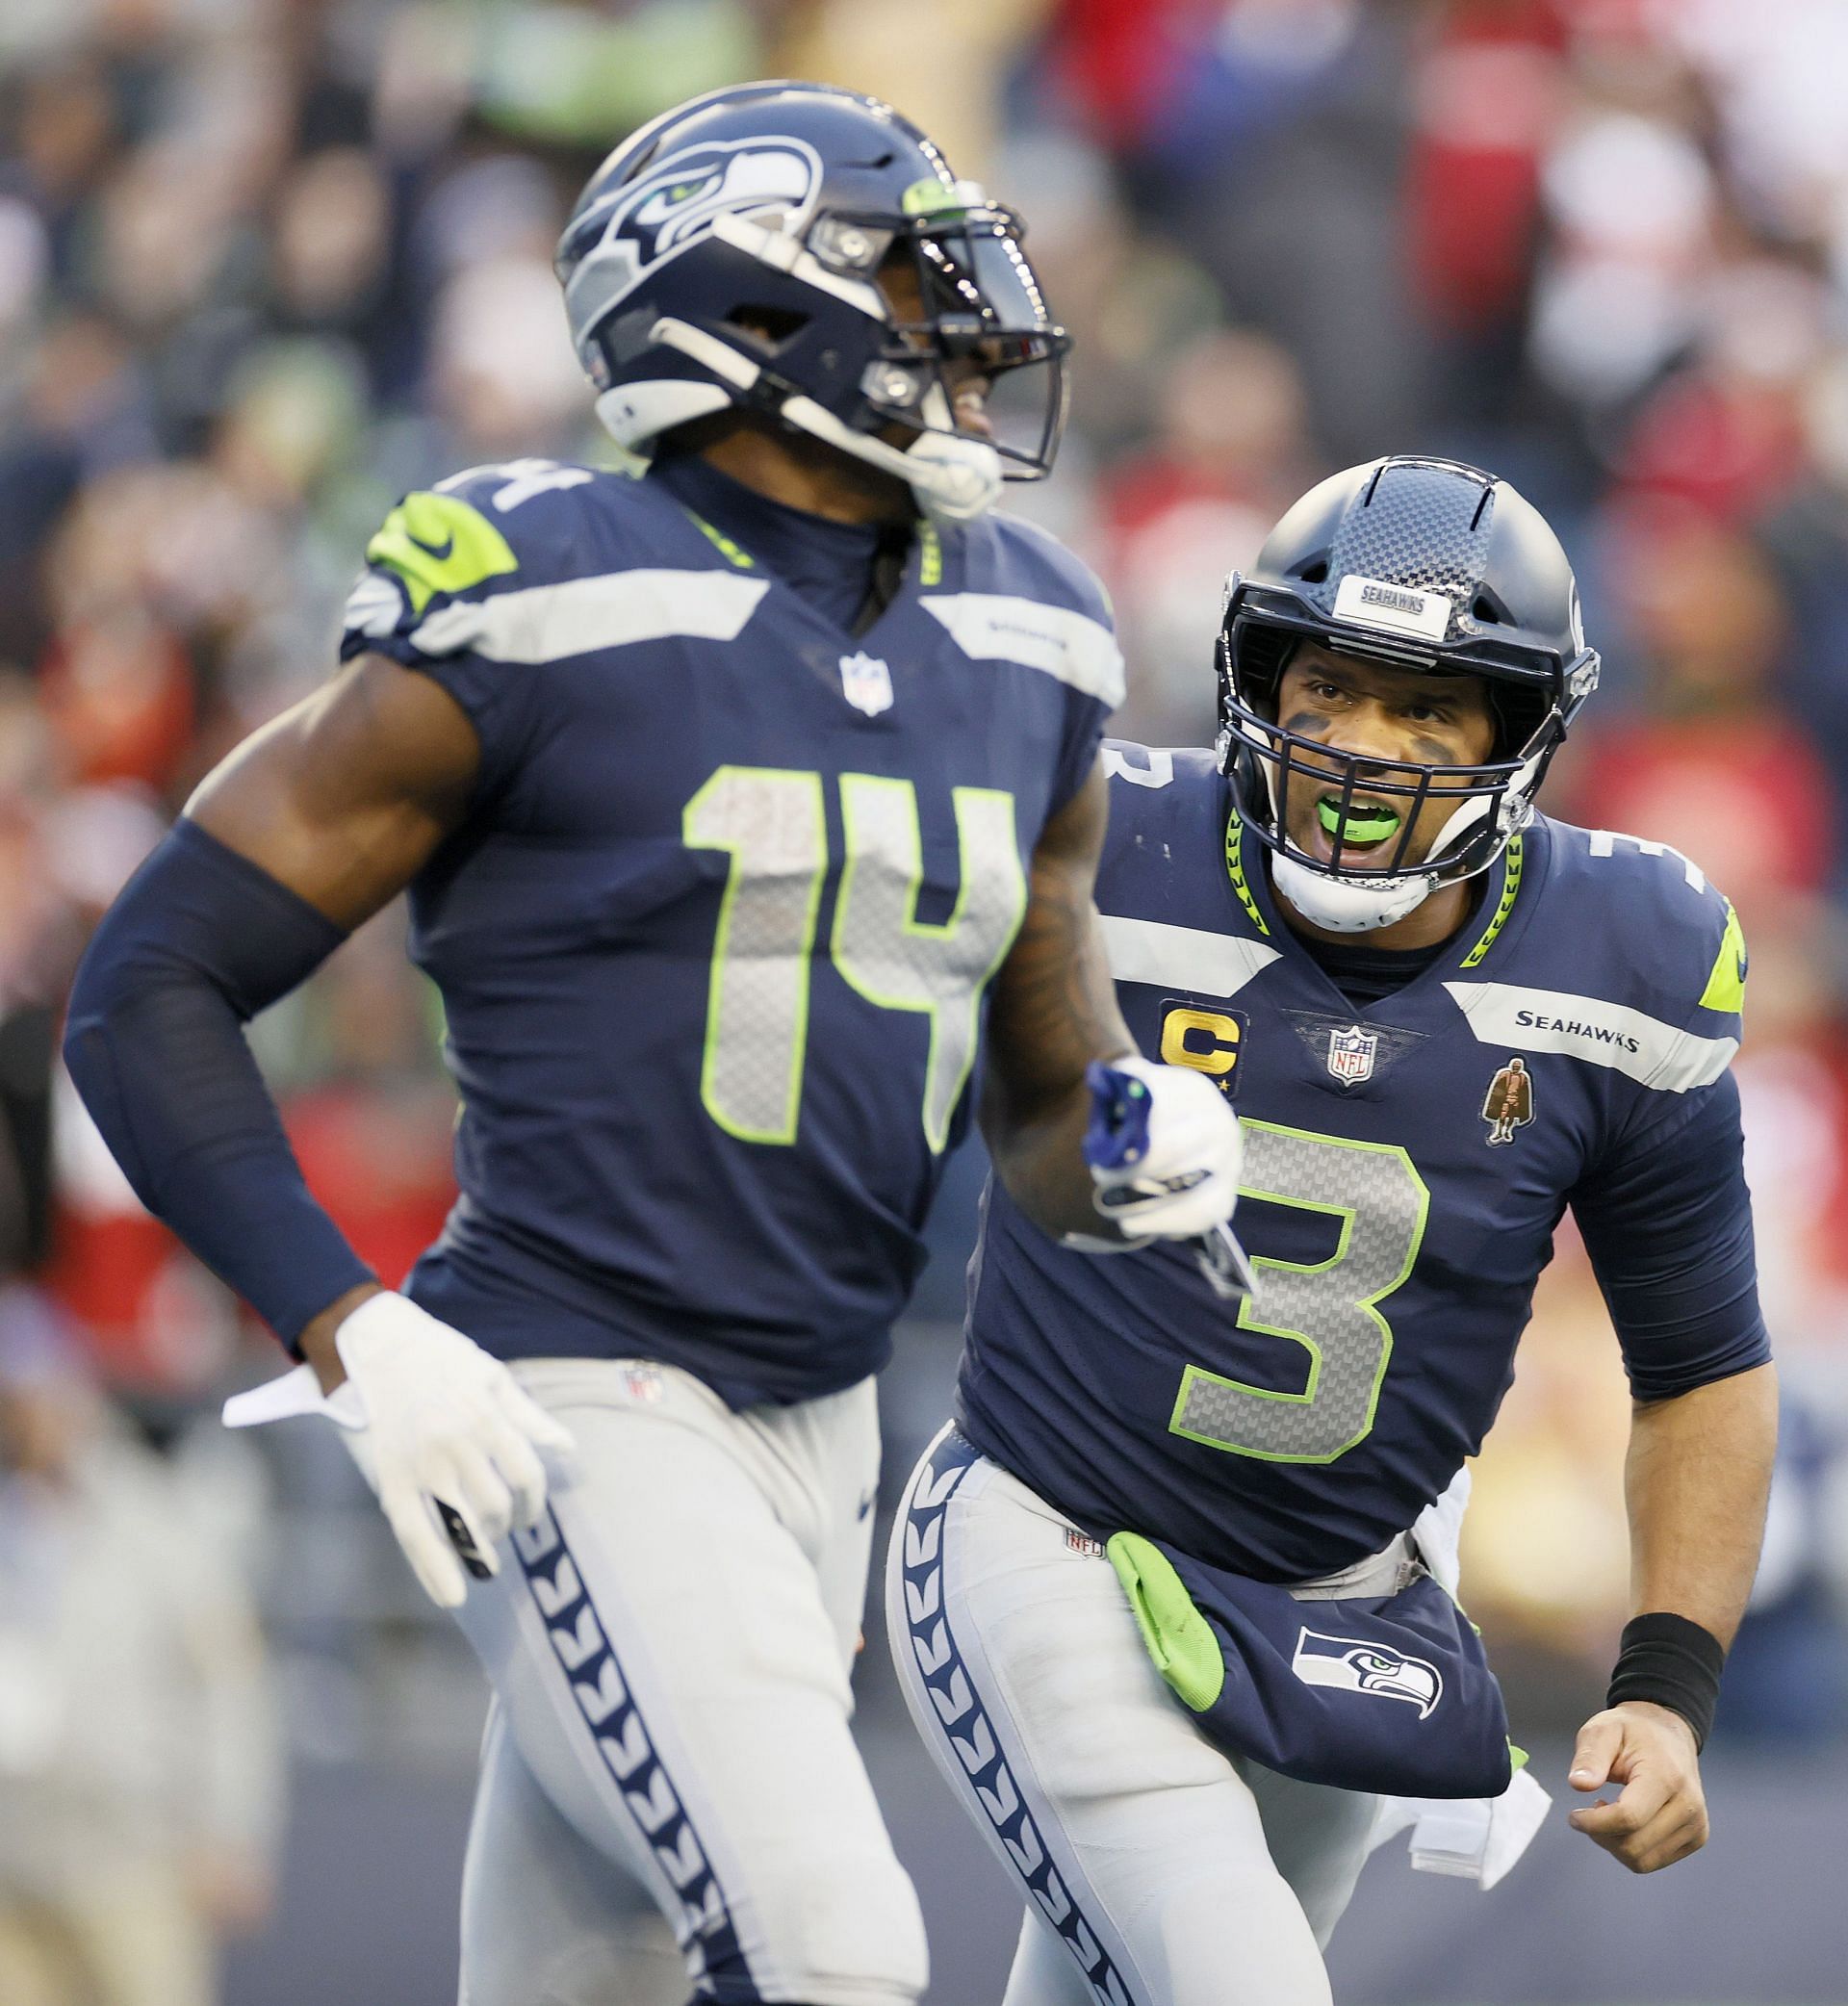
[446,1357,926,2006]
[887,1429,1382,2006]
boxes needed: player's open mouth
[1317,794,1402,851]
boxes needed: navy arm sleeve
[62,819,377,1349]
[1570,1069,1771,1402]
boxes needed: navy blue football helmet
[1215,456,1601,931]
[554,81,1069,521]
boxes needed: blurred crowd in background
[2,0,1847,1994]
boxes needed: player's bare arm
[1568,1360,1778,1873]
[184,651,482,1386]
[980,757,1134,1235]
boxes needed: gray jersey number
[1169,1121,1429,1464]
[684,765,1024,1149]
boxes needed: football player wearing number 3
[890,457,1778,2006]
[60,84,1244,2006]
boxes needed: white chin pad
[899,430,1003,521]
[1254,733,1457,933]
[781,389,1003,522]
[1270,849,1436,932]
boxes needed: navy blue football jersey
[337,459,1122,1405]
[956,744,1769,1581]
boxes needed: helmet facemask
[1217,610,1587,929]
[1209,456,1600,930]
[836,202,1069,483]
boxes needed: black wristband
[1605,1611,1726,1750]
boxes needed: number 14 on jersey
[683,766,1026,1152]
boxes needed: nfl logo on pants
[1326,1024,1377,1085]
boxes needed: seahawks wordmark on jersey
[957,745,1767,1581]
[340,459,1121,1406]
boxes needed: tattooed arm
[981,758,1139,1238]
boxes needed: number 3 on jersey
[1170,1123,1429,1464]
[683,766,1025,1151]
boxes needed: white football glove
[1083,1055,1245,1244]
[223,1292,577,1609]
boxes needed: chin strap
[637,315,1003,524]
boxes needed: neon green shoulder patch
[367,492,518,615]
[1107,1531,1225,1711]
[1699,900,1748,1014]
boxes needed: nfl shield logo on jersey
[1325,1023,1377,1086]
[1291,1626,1444,1719]
[838,651,894,717]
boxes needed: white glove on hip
[223,1292,577,1610]
[1085,1055,1245,1243]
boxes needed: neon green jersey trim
[917,519,943,588]
[1459,834,1523,969]
[683,510,757,571]
[1509,1740,1530,1773]
[367,493,518,615]
[1224,812,1271,938]
[1699,900,1748,1014]
[1107,1532,1225,1711]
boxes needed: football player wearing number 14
[890,457,1779,2006]
[60,83,1243,2006]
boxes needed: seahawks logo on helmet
[558,137,822,330]
[1291,1626,1444,1719]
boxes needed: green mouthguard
[1318,798,1401,844]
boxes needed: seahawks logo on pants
[1291,1627,1444,1720]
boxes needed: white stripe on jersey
[410,570,771,662]
[1099,915,1283,997]
[919,592,1127,707]
[1441,981,1737,1093]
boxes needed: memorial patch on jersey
[1291,1627,1444,1719]
[1480,1056,1535,1146]
[1158,1002,1246,1098]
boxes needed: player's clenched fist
[1084,1056,1245,1243]
[1567,1701,1709,1874]
[327,1293,578,1608]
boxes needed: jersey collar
[1223,799,1543,1008]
